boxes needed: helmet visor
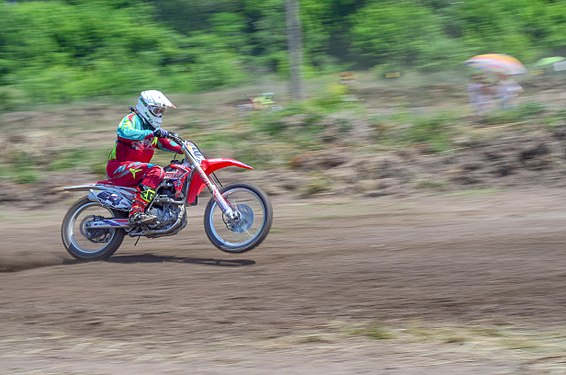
[149,105,166,116]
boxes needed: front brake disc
[224,204,254,233]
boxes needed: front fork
[192,162,237,220]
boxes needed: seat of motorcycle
[96,179,138,188]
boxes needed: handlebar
[166,132,206,166]
[167,132,183,144]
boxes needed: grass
[48,149,87,171]
[368,110,459,153]
[346,321,566,352]
[0,146,111,184]
[254,320,566,373]
[447,187,503,197]
[0,155,40,184]
[48,148,110,176]
[483,102,546,125]
[400,323,566,356]
[415,178,447,190]
[350,324,394,340]
[340,320,566,354]
[343,320,566,371]
[298,173,331,198]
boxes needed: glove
[153,128,169,138]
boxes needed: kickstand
[134,237,141,247]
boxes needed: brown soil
[2,187,566,374]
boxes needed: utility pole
[285,0,304,101]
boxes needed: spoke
[70,202,117,253]
[208,187,265,249]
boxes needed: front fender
[187,158,253,204]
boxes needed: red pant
[106,160,165,189]
[107,161,165,215]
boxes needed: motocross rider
[106,90,182,225]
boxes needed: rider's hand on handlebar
[153,128,169,138]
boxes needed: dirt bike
[61,132,273,260]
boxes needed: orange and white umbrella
[465,54,527,75]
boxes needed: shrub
[0,87,25,112]
[484,102,546,125]
[367,110,456,153]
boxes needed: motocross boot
[129,184,158,225]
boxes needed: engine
[147,203,181,227]
[128,185,187,238]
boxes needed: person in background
[106,90,182,225]
[467,73,494,115]
[496,73,523,109]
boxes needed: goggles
[149,106,166,116]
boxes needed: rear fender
[63,184,135,212]
[63,183,137,194]
[187,158,253,204]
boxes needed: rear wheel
[204,183,272,253]
[61,197,127,260]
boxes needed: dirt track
[2,188,566,374]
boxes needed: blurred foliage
[2,0,566,105]
[47,148,109,176]
[298,172,331,198]
[402,113,455,152]
[370,111,456,153]
[248,86,359,140]
[350,324,394,340]
[483,102,546,125]
[0,151,40,184]
[351,2,463,70]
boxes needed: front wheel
[61,197,127,260]
[204,183,273,253]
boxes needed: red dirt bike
[61,132,273,260]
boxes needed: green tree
[0,1,194,101]
[350,0,463,70]
[443,0,533,60]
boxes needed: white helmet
[135,90,176,129]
